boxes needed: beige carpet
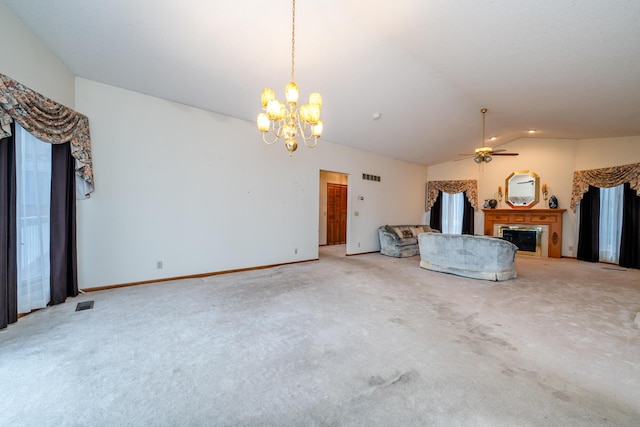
[1,247,639,426]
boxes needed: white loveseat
[418,233,518,281]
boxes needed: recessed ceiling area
[4,0,640,166]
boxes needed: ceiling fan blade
[454,155,475,161]
[492,152,519,156]
[491,149,506,153]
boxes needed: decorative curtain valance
[570,162,640,212]
[0,73,93,196]
[426,179,478,211]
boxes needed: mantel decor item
[549,195,559,209]
[488,199,498,209]
[256,0,323,155]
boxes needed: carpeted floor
[1,247,639,426]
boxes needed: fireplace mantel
[482,209,566,258]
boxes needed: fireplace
[496,225,548,257]
[483,209,565,258]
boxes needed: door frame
[319,170,350,250]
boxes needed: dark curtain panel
[577,185,600,262]
[619,183,640,269]
[461,191,475,235]
[430,190,442,232]
[49,142,78,305]
[0,122,17,329]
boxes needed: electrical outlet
[294,248,298,254]
[358,242,361,248]
[156,260,163,269]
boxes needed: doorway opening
[319,170,349,255]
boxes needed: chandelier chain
[291,0,296,82]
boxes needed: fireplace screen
[498,226,542,256]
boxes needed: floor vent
[75,301,94,311]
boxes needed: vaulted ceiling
[5,0,640,165]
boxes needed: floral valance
[0,73,93,196]
[570,162,640,212]
[426,179,478,211]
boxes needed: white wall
[574,136,640,171]
[0,1,75,107]
[74,79,428,288]
[427,136,640,256]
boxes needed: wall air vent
[362,173,381,182]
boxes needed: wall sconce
[497,186,503,203]
[542,183,548,200]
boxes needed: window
[440,192,463,234]
[15,124,51,313]
[599,184,624,263]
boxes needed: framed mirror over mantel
[505,170,540,208]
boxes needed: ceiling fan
[458,108,519,163]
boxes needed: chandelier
[256,0,323,155]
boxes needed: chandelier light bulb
[309,92,322,108]
[312,120,323,137]
[257,113,270,132]
[285,82,299,105]
[261,88,275,108]
[306,104,320,123]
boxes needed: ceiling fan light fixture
[457,108,519,163]
[475,146,492,154]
